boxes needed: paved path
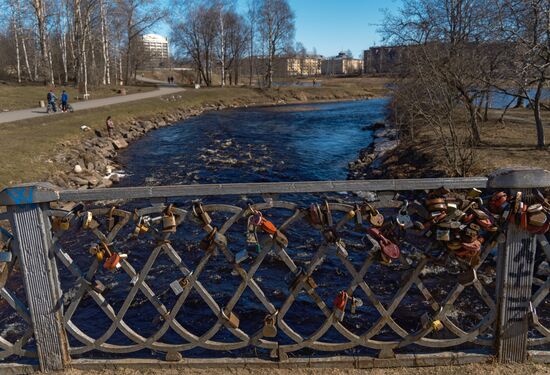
[0,77,185,124]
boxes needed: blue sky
[278,0,402,58]
[157,0,402,58]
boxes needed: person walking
[61,90,69,112]
[47,89,57,113]
[106,116,114,137]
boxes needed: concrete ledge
[60,352,493,372]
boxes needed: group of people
[46,89,70,113]
[167,76,176,85]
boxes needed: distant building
[272,56,322,77]
[363,46,404,74]
[321,52,363,75]
[141,34,169,68]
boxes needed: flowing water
[117,99,390,185]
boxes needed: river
[116,99,390,185]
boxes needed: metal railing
[0,168,549,372]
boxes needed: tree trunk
[12,16,21,83]
[468,102,481,145]
[99,0,110,85]
[21,36,33,81]
[533,83,545,149]
[32,0,50,83]
[219,9,225,87]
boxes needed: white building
[141,34,169,68]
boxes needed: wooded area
[383,0,550,175]
[0,0,297,91]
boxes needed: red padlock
[333,291,348,322]
[489,192,508,214]
[250,211,277,235]
[367,228,400,261]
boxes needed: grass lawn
[0,82,157,111]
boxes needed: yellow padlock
[60,217,70,231]
[432,320,444,331]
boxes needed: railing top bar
[56,177,489,202]
[0,169,548,205]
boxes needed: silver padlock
[235,249,249,264]
[396,200,413,229]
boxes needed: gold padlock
[163,205,177,233]
[60,217,70,231]
[262,313,277,338]
[222,308,240,329]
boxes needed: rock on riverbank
[347,122,399,179]
[49,108,207,189]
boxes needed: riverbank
[348,107,550,180]
[0,77,389,188]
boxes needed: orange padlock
[104,253,121,271]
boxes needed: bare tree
[257,0,294,88]
[494,0,549,149]
[113,0,165,84]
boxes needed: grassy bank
[0,78,388,187]
[0,82,156,111]
[379,107,550,178]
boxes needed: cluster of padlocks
[42,187,550,335]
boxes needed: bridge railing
[0,168,549,372]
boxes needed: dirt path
[0,78,184,125]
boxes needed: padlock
[235,249,249,264]
[489,191,508,213]
[364,203,384,227]
[305,276,318,289]
[222,308,240,329]
[396,200,413,229]
[0,251,12,263]
[162,208,177,233]
[528,204,544,213]
[263,312,278,338]
[421,312,443,332]
[104,252,121,271]
[436,229,450,242]
[345,209,356,221]
[333,291,348,322]
[308,203,324,226]
[335,239,349,258]
[170,277,189,296]
[193,202,212,225]
[529,211,548,227]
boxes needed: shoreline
[51,93,378,190]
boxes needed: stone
[112,138,128,150]
[74,164,83,174]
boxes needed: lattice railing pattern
[528,234,550,347]
[0,212,35,361]
[47,197,498,359]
